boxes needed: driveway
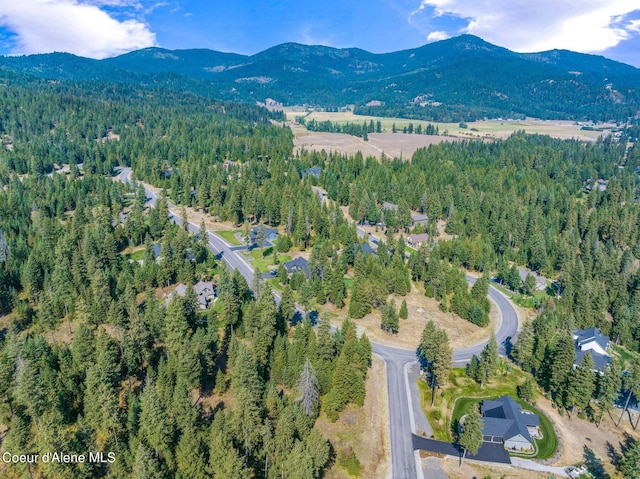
[412,435,511,464]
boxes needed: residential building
[481,395,541,452]
[517,267,547,292]
[573,327,611,373]
[172,281,217,309]
[249,226,279,246]
[407,233,430,248]
[301,166,322,178]
[284,257,311,278]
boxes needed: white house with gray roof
[573,327,611,373]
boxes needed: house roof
[249,226,279,242]
[407,233,430,244]
[517,267,547,289]
[284,257,310,278]
[381,201,398,212]
[173,281,217,307]
[481,395,539,444]
[353,242,374,256]
[575,349,611,373]
[574,327,609,352]
[410,212,429,223]
[301,166,322,178]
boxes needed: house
[517,267,547,292]
[407,233,430,249]
[353,242,374,257]
[381,201,398,212]
[380,201,428,226]
[153,243,162,260]
[249,226,279,246]
[481,395,541,452]
[284,257,311,278]
[172,281,217,309]
[410,212,429,226]
[573,327,611,373]
[301,166,322,178]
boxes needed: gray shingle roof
[284,257,310,278]
[575,327,609,351]
[481,395,539,444]
[575,349,611,373]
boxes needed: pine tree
[479,333,499,385]
[596,361,622,427]
[232,343,264,460]
[619,438,640,479]
[458,404,483,466]
[131,443,164,479]
[381,300,399,334]
[283,441,314,479]
[297,359,319,416]
[399,299,408,319]
[175,422,208,479]
[565,352,595,418]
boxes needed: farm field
[287,111,613,159]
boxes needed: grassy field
[287,110,610,142]
[419,367,558,459]
[216,229,243,246]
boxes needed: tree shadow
[583,445,610,479]
[606,441,621,466]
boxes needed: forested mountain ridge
[1,35,639,121]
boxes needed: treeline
[303,119,379,139]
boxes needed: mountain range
[1,35,639,122]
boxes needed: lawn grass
[344,278,354,293]
[420,367,558,459]
[490,282,548,309]
[216,229,243,246]
[243,248,291,273]
[611,344,638,370]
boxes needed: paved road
[117,168,521,479]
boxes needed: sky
[0,1,639,67]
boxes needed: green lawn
[216,229,243,246]
[420,367,558,459]
[243,248,291,273]
[490,282,549,309]
[611,344,638,370]
[122,248,145,261]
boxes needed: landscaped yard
[242,247,292,273]
[216,229,244,246]
[419,367,558,459]
[490,281,550,309]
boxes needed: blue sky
[0,1,639,67]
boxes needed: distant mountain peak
[1,35,638,121]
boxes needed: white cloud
[410,0,640,53]
[426,31,450,42]
[0,0,157,59]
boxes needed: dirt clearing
[316,355,389,479]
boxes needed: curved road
[117,168,520,479]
